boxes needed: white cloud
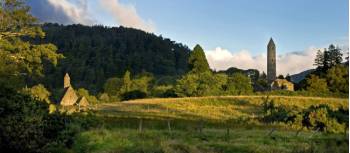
[205,47,320,75]
[99,0,155,32]
[47,0,96,25]
[43,0,155,32]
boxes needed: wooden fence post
[199,120,203,134]
[226,128,230,137]
[225,127,230,141]
[167,119,171,133]
[139,118,143,133]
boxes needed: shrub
[121,90,147,101]
[162,89,178,98]
[261,98,348,133]
[303,105,348,133]
[262,98,294,123]
[151,85,173,97]
[98,93,110,102]
[77,88,99,104]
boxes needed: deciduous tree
[0,0,63,88]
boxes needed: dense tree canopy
[306,75,329,93]
[325,65,348,93]
[226,73,253,95]
[301,44,348,95]
[34,23,191,93]
[175,71,227,97]
[217,67,260,82]
[0,0,63,89]
[0,87,68,152]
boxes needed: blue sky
[28,0,349,74]
[96,0,349,54]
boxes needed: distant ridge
[290,69,315,83]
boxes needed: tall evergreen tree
[328,44,343,67]
[188,44,210,73]
[314,50,324,68]
[323,48,331,70]
[121,70,132,93]
[315,44,343,72]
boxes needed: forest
[32,23,191,93]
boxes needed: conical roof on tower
[268,38,275,46]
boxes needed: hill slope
[96,96,347,121]
[290,69,315,83]
[36,23,191,93]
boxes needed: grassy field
[71,96,349,153]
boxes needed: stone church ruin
[59,73,89,109]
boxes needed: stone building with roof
[59,73,89,108]
[271,79,294,91]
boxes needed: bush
[303,105,348,133]
[77,88,99,104]
[262,97,295,123]
[256,90,348,98]
[121,90,147,101]
[98,93,110,102]
[151,85,172,97]
[261,98,348,133]
[162,89,178,98]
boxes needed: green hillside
[96,96,347,121]
[35,23,191,93]
[68,96,349,153]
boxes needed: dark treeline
[32,23,191,93]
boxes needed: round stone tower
[267,38,276,84]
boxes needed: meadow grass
[72,96,348,153]
[95,96,347,121]
[72,127,348,153]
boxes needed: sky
[27,0,349,75]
